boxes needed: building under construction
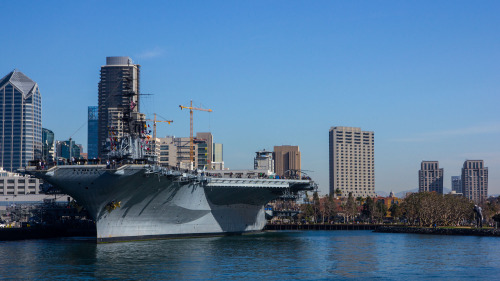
[97,56,145,158]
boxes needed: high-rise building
[57,140,80,159]
[273,145,300,178]
[42,128,55,163]
[87,106,98,159]
[195,138,209,169]
[0,70,42,171]
[329,126,375,198]
[211,143,224,170]
[196,132,213,169]
[462,160,488,204]
[254,150,274,172]
[451,176,462,194]
[98,56,143,157]
[213,143,223,163]
[418,161,444,194]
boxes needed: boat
[26,162,314,243]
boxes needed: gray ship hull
[28,165,313,242]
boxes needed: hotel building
[329,126,375,198]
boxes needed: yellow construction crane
[145,113,173,140]
[179,100,212,165]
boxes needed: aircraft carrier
[25,56,314,242]
[27,164,314,242]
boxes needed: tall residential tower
[461,160,488,204]
[329,126,375,198]
[451,176,462,194]
[97,56,143,157]
[418,161,444,194]
[0,70,42,171]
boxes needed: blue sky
[2,1,499,195]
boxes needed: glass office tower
[87,106,98,159]
[0,70,42,171]
[42,128,55,163]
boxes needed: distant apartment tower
[329,126,375,198]
[461,160,488,204]
[274,145,300,178]
[42,128,55,163]
[254,150,274,172]
[451,176,462,194]
[213,143,223,162]
[97,56,142,157]
[212,143,224,170]
[418,161,444,194]
[87,106,98,159]
[0,70,42,171]
[196,132,213,170]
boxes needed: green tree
[345,192,357,223]
[313,191,321,223]
[374,200,387,223]
[362,196,374,222]
[389,203,401,221]
[325,194,338,223]
[300,203,315,223]
[356,196,364,206]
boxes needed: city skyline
[2,2,499,195]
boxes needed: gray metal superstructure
[27,164,313,242]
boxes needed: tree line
[288,191,500,227]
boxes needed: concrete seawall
[264,224,379,231]
[374,226,500,237]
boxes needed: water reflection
[1,231,499,280]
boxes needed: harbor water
[1,230,499,280]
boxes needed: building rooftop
[0,70,37,98]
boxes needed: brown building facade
[273,145,301,178]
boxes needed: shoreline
[374,226,500,237]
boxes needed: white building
[329,126,376,198]
[254,150,274,172]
